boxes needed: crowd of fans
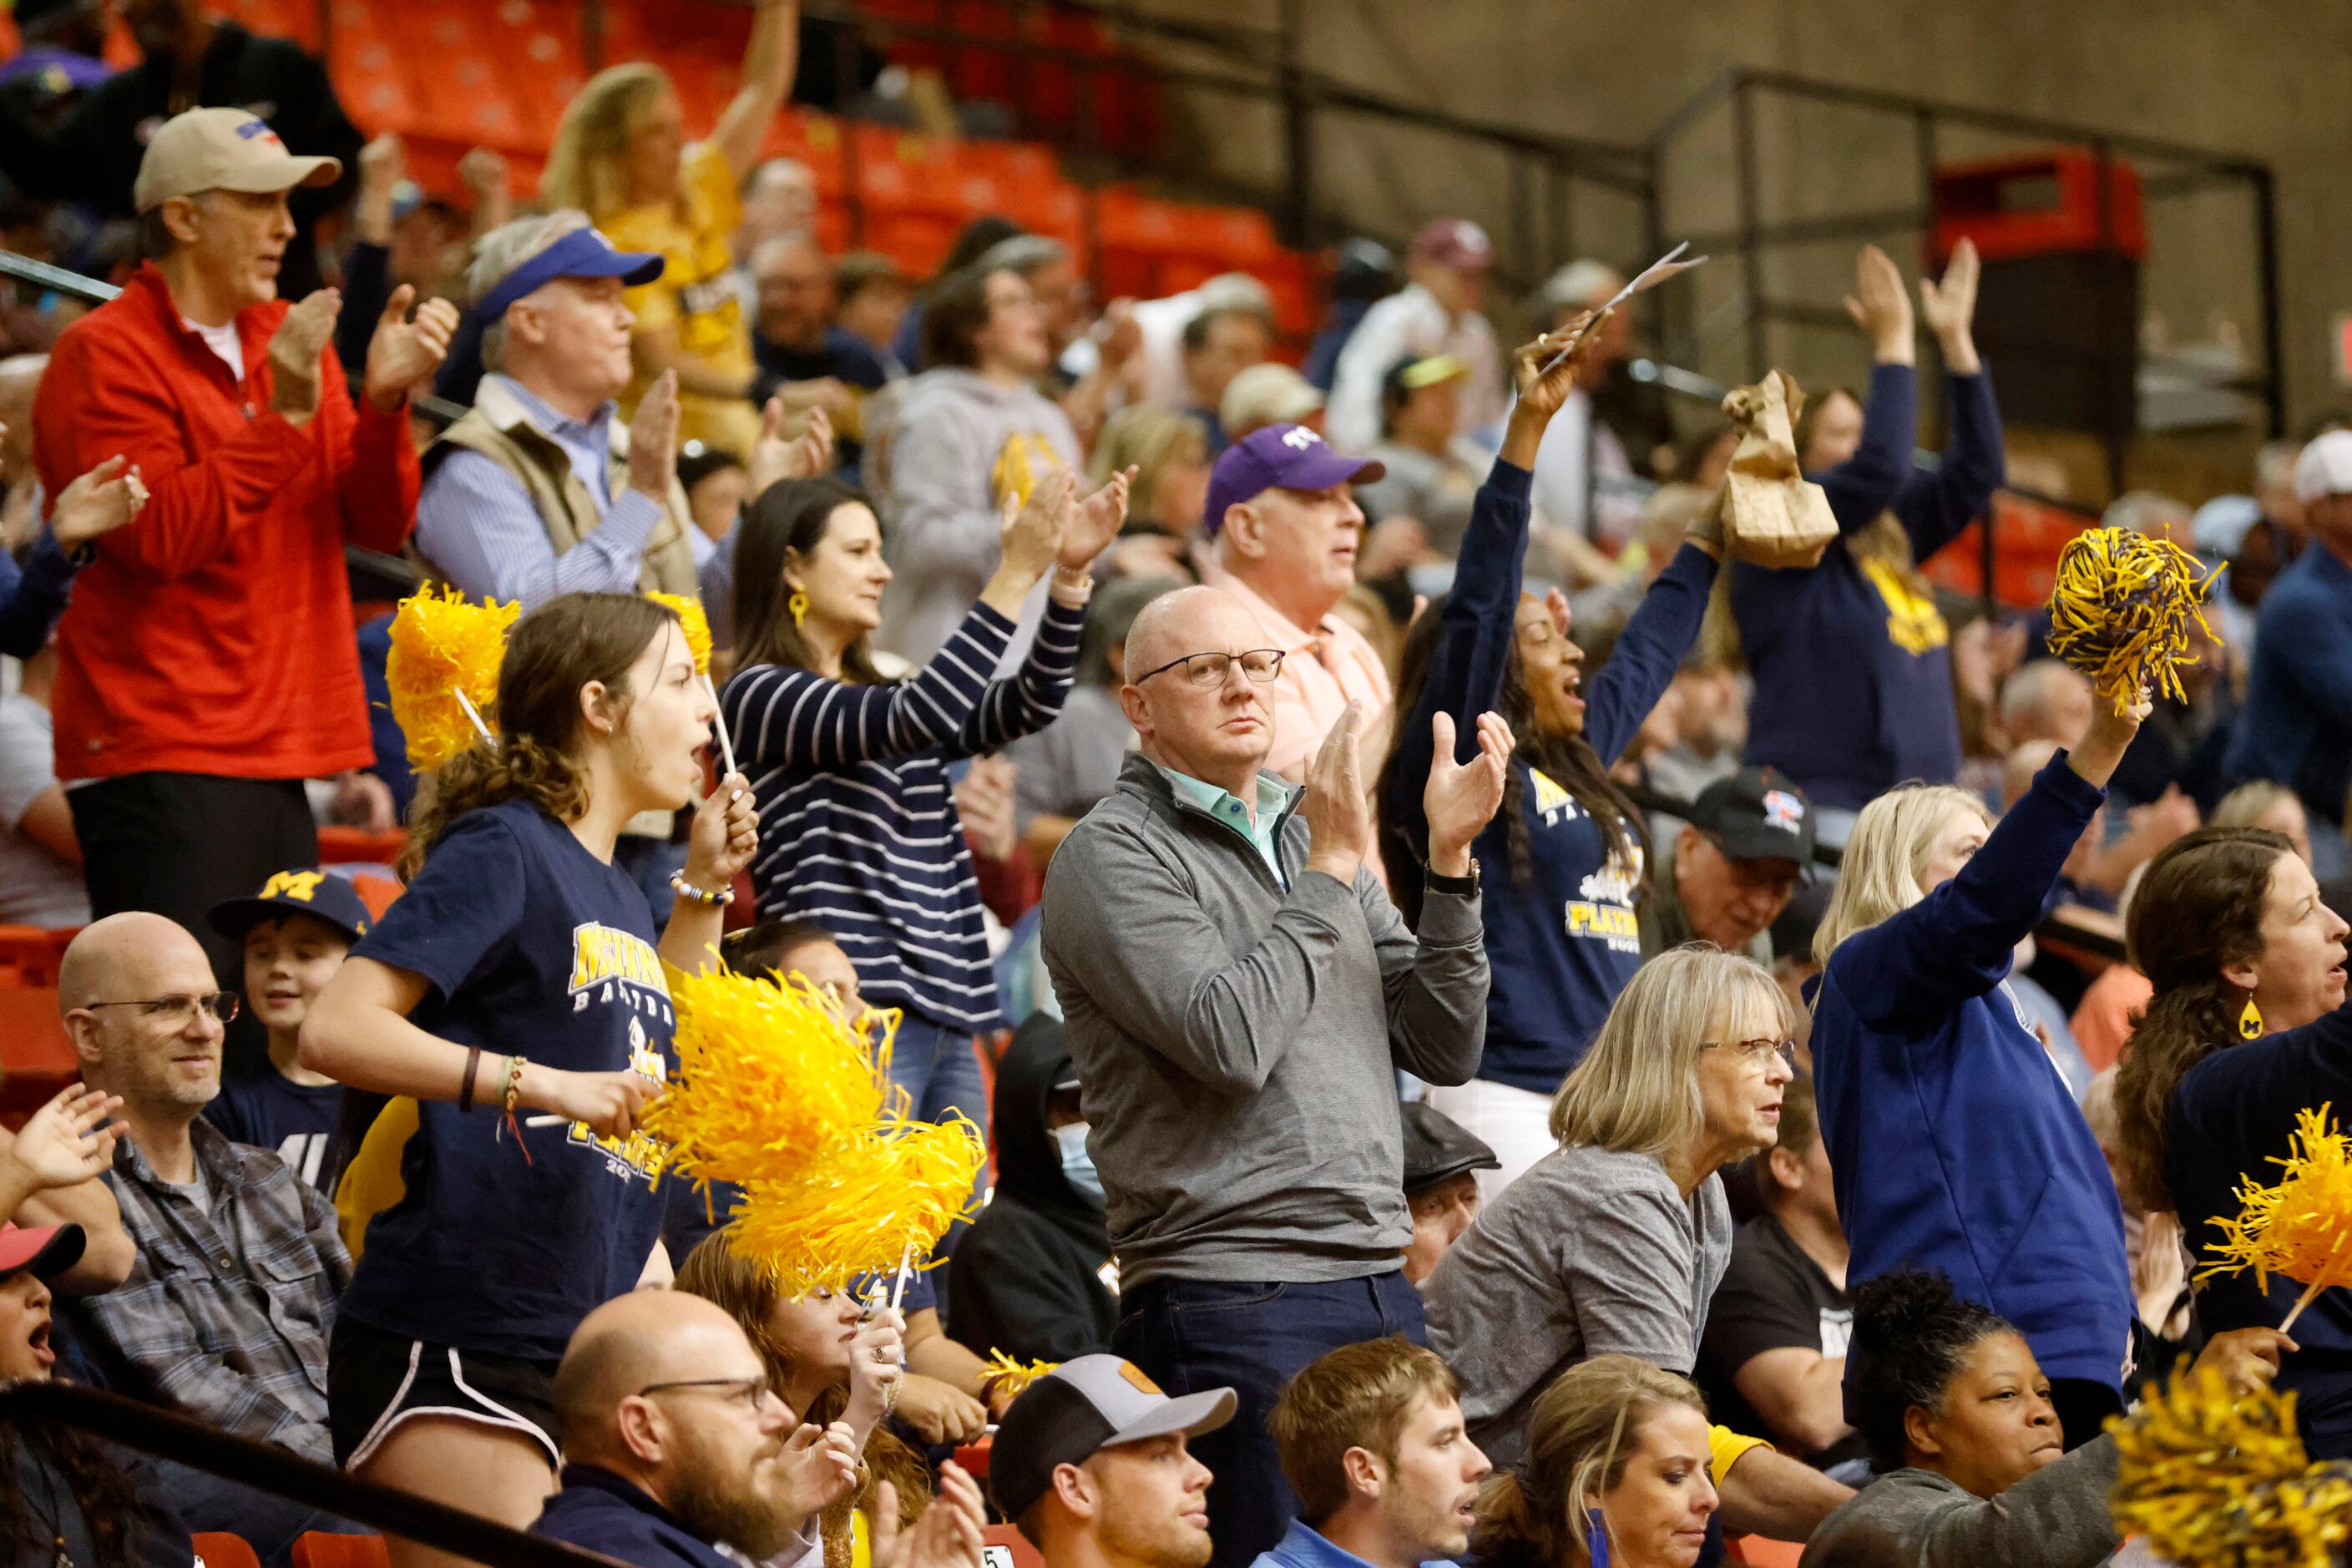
[1,4,2351,1568]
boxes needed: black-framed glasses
[83,993,240,1026]
[636,1376,779,1413]
[1702,1036,1797,1071]
[1135,648,1287,690]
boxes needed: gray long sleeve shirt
[1798,1439,2120,1568]
[1039,753,1489,1289]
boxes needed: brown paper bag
[1717,370,1839,569]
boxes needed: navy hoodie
[2167,998,2352,1458]
[533,1464,739,1567]
[1386,459,1718,1093]
[1811,754,2133,1394]
[1735,365,2006,811]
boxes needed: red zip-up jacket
[33,264,418,782]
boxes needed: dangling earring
[2239,994,2264,1040]
[1586,1508,1611,1568]
[788,589,808,628]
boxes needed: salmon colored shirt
[2071,962,2153,1075]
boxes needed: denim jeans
[1115,1271,1425,1568]
[154,1457,369,1568]
[888,1014,993,1260]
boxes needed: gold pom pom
[647,591,713,677]
[2198,1103,2352,1332]
[2046,526,2221,714]
[386,584,518,771]
[2110,1360,2352,1566]
[981,1351,1061,1401]
[726,1116,987,1297]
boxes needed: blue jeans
[888,1014,992,1259]
[154,1457,368,1568]
[1115,1272,1425,1568]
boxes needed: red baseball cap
[1409,218,1494,273]
[0,1222,85,1283]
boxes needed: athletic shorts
[328,1315,562,1472]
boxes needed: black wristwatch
[1424,858,1480,898]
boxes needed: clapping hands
[0,1085,122,1193]
[1424,710,1515,875]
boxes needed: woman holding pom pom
[1808,685,2148,1449]
[2112,826,2352,1456]
[721,463,1130,1162]
[301,591,760,1558]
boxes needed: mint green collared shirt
[1157,765,1295,887]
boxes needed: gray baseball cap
[989,1354,1236,1522]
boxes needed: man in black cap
[1398,1102,1495,1287]
[205,868,372,1189]
[994,1353,1237,1568]
[1641,766,1815,964]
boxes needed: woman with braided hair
[2111,826,2352,1457]
[301,591,760,1560]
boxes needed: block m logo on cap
[260,871,326,902]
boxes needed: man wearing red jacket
[33,107,455,982]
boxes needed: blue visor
[476,225,665,321]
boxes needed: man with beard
[1255,1339,1490,1568]
[536,1288,990,1568]
[992,1355,1236,1568]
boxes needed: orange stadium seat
[0,986,77,1119]
[291,1535,392,1568]
[0,925,73,988]
[980,1524,1044,1568]
[203,0,317,48]
[190,1532,265,1568]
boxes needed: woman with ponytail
[1469,1355,1716,1568]
[2112,826,2352,1456]
[1379,321,1722,1196]
[301,591,759,1558]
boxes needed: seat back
[291,1533,394,1568]
[981,1524,1044,1568]
[190,1532,264,1568]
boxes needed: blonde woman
[542,0,800,458]
[1469,1356,1717,1568]
[1424,947,1795,1467]
[1089,406,1211,581]
[1807,690,2146,1454]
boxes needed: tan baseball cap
[133,108,341,212]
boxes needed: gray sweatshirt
[1798,1439,2120,1568]
[1039,753,1489,1289]
[880,367,1080,666]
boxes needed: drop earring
[2239,995,2264,1040]
[789,589,808,627]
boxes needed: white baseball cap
[2292,429,2352,504]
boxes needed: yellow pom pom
[725,1116,987,1297]
[981,1351,1061,1401]
[387,584,518,771]
[648,591,713,677]
[2109,1359,2352,1566]
[2046,526,2221,714]
[2198,1104,2352,1331]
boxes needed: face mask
[1053,1120,1103,1205]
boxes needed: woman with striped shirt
[722,466,1129,1138]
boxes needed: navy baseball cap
[207,869,372,947]
[1202,423,1384,536]
[475,225,665,321]
[991,1355,1235,1525]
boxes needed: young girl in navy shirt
[1380,321,1722,1196]
[301,591,758,1556]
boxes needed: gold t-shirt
[604,140,761,458]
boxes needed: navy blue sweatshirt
[2167,999,2352,1458]
[1735,365,2006,811]
[1812,755,2134,1394]
[0,529,79,658]
[1387,459,1718,1093]
[533,1464,738,1568]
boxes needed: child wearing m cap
[204,870,371,1189]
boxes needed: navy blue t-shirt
[203,1066,343,1189]
[338,800,676,1363]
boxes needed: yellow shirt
[603,140,761,458]
[1710,1424,1771,1485]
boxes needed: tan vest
[421,376,702,598]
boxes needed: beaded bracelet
[498,1054,534,1165]
[670,870,735,907]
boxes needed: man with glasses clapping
[54,910,364,1560]
[1039,581,1513,1568]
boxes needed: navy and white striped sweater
[721,595,1085,1031]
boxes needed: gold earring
[788,589,808,627]
[2239,996,2264,1039]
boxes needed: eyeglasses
[83,993,240,1026]
[636,1376,781,1414]
[1135,649,1287,690]
[1702,1036,1797,1071]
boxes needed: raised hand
[892,1373,989,1445]
[776,1420,862,1524]
[2066,682,2152,791]
[1843,244,1914,365]
[1424,711,1513,875]
[626,372,683,499]
[362,283,460,412]
[2193,1325,2298,1397]
[49,456,144,549]
[685,771,759,890]
[0,1084,122,1191]
[997,468,1075,588]
[1919,235,1980,373]
[267,288,342,426]
[750,397,836,502]
[354,134,403,245]
[843,1306,905,1430]
[1514,311,1610,417]
[1302,704,1373,886]
[873,1464,987,1568]
[1061,465,1135,572]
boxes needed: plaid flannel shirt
[67,1115,351,1461]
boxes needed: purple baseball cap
[1202,423,1384,536]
